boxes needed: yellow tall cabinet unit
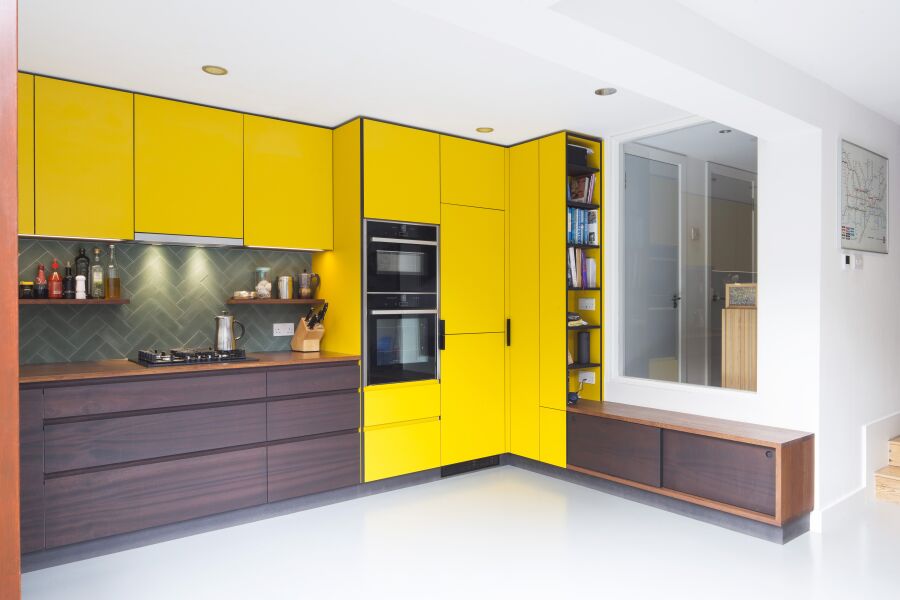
[134,96,243,239]
[33,77,134,240]
[244,116,333,250]
[362,119,440,224]
[17,73,34,235]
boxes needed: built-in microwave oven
[363,220,439,386]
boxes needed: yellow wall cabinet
[508,140,541,460]
[17,73,34,235]
[364,418,440,482]
[440,135,505,210]
[441,203,505,334]
[363,120,440,224]
[441,332,505,466]
[135,96,243,239]
[244,116,332,250]
[34,77,134,240]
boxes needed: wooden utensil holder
[291,318,324,352]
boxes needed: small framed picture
[725,283,757,308]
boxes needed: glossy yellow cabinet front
[440,136,505,210]
[135,96,243,239]
[34,77,134,240]
[364,418,440,482]
[244,116,333,250]
[441,332,505,466]
[17,73,34,235]
[363,120,440,224]
[539,407,566,468]
[364,380,440,427]
[441,203,505,334]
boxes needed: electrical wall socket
[577,371,596,385]
[273,322,295,337]
[577,297,596,311]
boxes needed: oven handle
[369,309,438,315]
[439,320,446,350]
[370,237,438,246]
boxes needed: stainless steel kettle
[214,310,244,351]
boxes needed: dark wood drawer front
[663,430,776,515]
[266,363,359,398]
[44,447,267,548]
[44,403,267,473]
[43,371,267,418]
[267,392,359,441]
[567,413,662,487]
[20,388,44,553]
[268,433,360,502]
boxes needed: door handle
[506,319,511,347]
[439,320,446,350]
[672,294,682,309]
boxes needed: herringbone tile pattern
[19,240,314,364]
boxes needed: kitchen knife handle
[438,320,446,350]
[506,319,511,346]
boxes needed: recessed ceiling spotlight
[594,87,617,96]
[202,65,228,76]
[476,127,494,133]
[718,128,733,134]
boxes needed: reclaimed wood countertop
[19,351,360,385]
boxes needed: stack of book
[567,173,596,204]
[567,207,599,246]
[567,248,597,289]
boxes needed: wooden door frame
[0,0,21,596]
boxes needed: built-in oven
[364,219,439,386]
[365,220,438,294]
[365,293,438,386]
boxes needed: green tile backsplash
[18,239,316,364]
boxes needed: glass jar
[254,267,272,299]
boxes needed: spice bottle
[62,261,76,299]
[49,260,63,299]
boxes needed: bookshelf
[566,133,603,403]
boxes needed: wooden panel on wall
[44,447,267,548]
[1,0,22,588]
[43,371,266,418]
[662,429,776,516]
[20,388,43,553]
[267,433,360,502]
[44,403,267,473]
[567,412,661,487]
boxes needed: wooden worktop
[567,400,812,448]
[19,351,360,385]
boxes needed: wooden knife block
[291,318,324,352]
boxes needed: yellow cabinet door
[34,77,133,240]
[539,133,566,409]
[539,407,566,468]
[363,120,440,224]
[508,140,541,460]
[244,116,333,250]
[440,135,505,210]
[364,380,440,427]
[441,203,505,334]
[364,418,440,482]
[441,332,505,465]
[17,73,34,235]
[135,96,242,239]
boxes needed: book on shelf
[567,248,598,290]
[567,206,599,247]
[568,173,595,204]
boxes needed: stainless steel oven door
[366,309,438,386]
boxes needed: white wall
[404,0,900,526]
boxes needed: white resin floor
[22,466,897,600]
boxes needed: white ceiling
[674,0,900,125]
[18,0,689,145]
[637,121,757,172]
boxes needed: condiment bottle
[48,260,63,299]
[75,275,87,300]
[105,244,120,300]
[74,248,90,295]
[62,261,76,299]
[90,248,105,299]
[34,264,48,299]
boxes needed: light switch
[853,254,864,270]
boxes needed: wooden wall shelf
[226,298,324,305]
[19,298,130,305]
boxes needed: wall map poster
[841,140,888,253]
